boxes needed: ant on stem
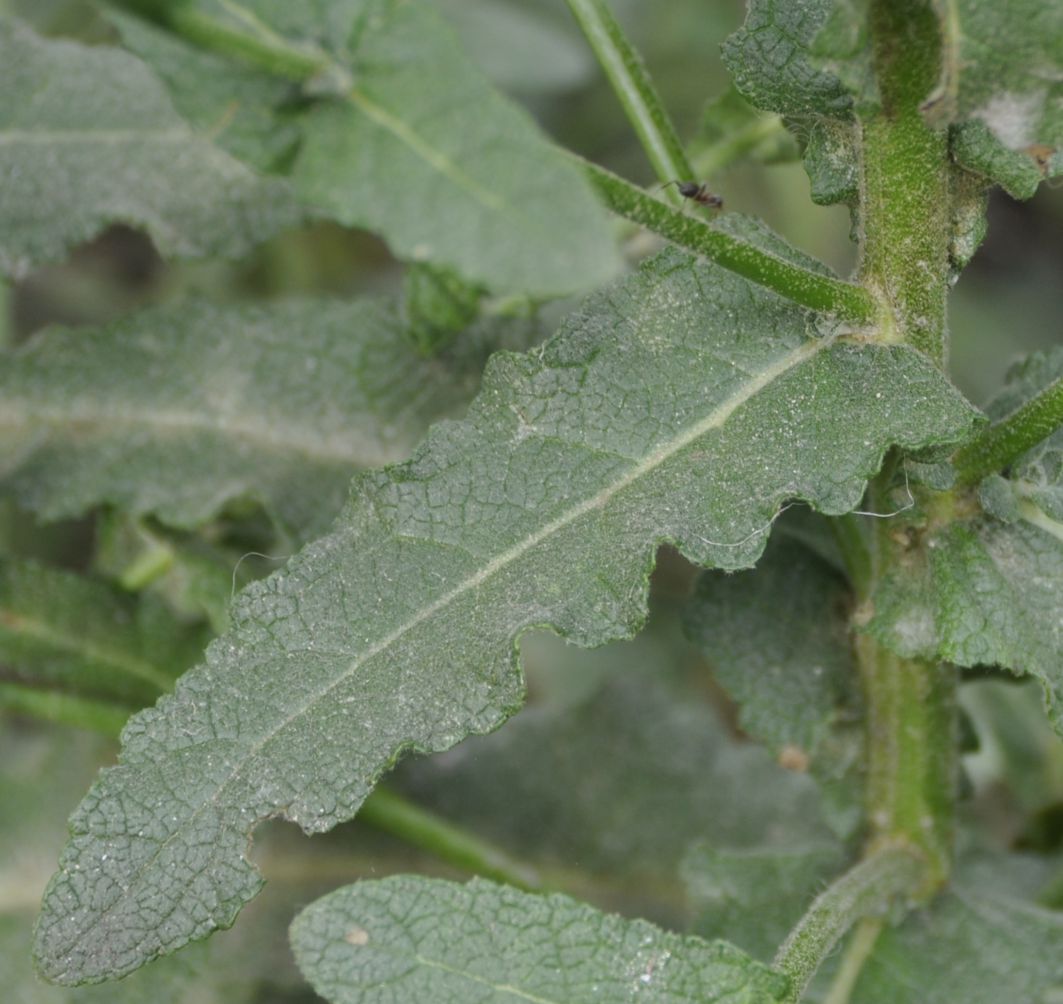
[660,180,724,210]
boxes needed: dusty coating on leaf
[34,248,977,984]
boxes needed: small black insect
[661,180,723,210]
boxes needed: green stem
[577,156,876,321]
[118,541,176,592]
[853,632,956,890]
[830,513,873,602]
[953,374,1063,486]
[0,683,133,736]
[822,918,885,1004]
[357,787,542,892]
[105,0,334,81]
[773,847,923,1003]
[564,0,694,188]
[857,0,950,365]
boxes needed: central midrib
[53,333,830,969]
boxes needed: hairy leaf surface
[868,350,1063,735]
[33,249,976,984]
[0,298,486,540]
[115,0,620,295]
[289,875,789,1004]
[0,18,299,277]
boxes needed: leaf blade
[289,875,790,1004]
[34,250,977,984]
[0,18,299,276]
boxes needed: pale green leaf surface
[0,559,205,709]
[0,298,484,540]
[0,18,300,278]
[34,249,976,984]
[684,537,855,758]
[868,350,1063,734]
[847,856,1063,1002]
[682,842,843,964]
[116,0,621,296]
[289,875,790,1004]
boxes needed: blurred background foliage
[1,0,1062,1000]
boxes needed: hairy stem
[953,374,1063,485]
[830,513,873,602]
[564,0,694,189]
[577,156,876,321]
[858,0,951,365]
[774,847,923,1003]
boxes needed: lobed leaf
[289,875,790,1004]
[0,297,487,540]
[33,249,976,984]
[115,0,621,296]
[868,349,1063,736]
[0,18,300,278]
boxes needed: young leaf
[114,0,621,296]
[289,875,790,1004]
[0,558,204,709]
[845,855,1063,1002]
[867,350,1063,736]
[0,18,299,277]
[0,297,486,541]
[33,249,977,985]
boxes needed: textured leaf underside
[0,18,299,277]
[34,249,976,984]
[0,298,484,539]
[116,0,620,295]
[289,876,789,1004]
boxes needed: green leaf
[0,18,300,277]
[0,558,204,709]
[682,842,843,964]
[115,0,621,296]
[846,855,1063,1002]
[721,0,853,120]
[397,670,832,886]
[868,350,1063,736]
[684,536,856,760]
[941,1,1063,198]
[289,875,790,1004]
[33,249,976,985]
[0,297,485,540]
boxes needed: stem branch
[953,374,1063,485]
[564,0,694,187]
[357,788,542,892]
[578,156,876,321]
[774,847,923,1003]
